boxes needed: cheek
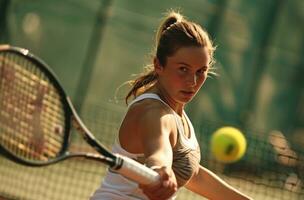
[170,76,184,88]
[167,71,184,83]
[197,74,207,85]
[160,72,181,88]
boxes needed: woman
[91,10,252,200]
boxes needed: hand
[139,166,177,200]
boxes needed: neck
[149,83,184,115]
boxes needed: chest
[180,115,191,139]
[172,143,201,187]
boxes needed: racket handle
[112,154,160,185]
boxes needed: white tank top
[90,93,200,200]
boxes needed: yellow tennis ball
[210,126,247,163]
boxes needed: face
[155,46,210,106]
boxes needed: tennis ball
[210,126,247,163]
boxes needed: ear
[154,57,163,74]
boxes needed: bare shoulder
[119,98,177,153]
[129,98,173,125]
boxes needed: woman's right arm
[137,106,177,200]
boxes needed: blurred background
[0,0,303,199]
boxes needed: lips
[181,90,195,97]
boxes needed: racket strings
[0,52,66,162]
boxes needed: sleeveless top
[90,93,201,200]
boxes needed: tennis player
[91,10,252,200]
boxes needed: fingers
[139,166,177,200]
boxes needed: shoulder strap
[128,93,184,135]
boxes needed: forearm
[186,166,252,200]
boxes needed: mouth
[181,90,195,97]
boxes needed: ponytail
[125,65,157,104]
[124,11,183,104]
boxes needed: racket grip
[112,154,160,185]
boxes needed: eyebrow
[177,62,208,69]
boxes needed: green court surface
[1,142,303,200]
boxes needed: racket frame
[0,45,159,185]
[0,46,116,166]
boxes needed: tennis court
[1,0,304,199]
[0,102,303,200]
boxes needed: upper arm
[138,106,174,168]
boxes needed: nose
[187,73,197,86]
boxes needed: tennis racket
[0,44,159,185]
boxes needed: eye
[179,66,188,73]
[196,67,208,75]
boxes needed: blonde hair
[125,11,216,104]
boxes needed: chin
[179,92,195,102]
